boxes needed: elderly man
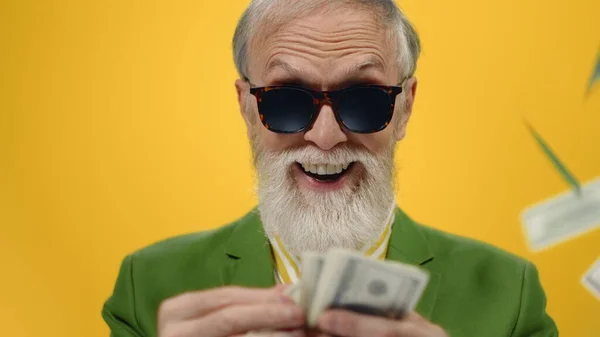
[103,1,558,336]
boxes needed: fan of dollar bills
[284,248,430,327]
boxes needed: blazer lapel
[387,207,441,320]
[221,209,276,288]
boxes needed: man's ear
[395,77,418,141]
[235,79,252,130]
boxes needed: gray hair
[232,0,421,81]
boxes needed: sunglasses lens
[337,87,393,133]
[257,88,314,133]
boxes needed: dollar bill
[521,177,600,252]
[582,258,600,300]
[307,249,429,327]
[300,252,324,311]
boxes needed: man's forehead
[246,4,398,86]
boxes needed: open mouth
[296,162,356,182]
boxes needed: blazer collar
[222,209,275,288]
[386,207,440,320]
[387,207,435,265]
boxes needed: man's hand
[315,311,447,337]
[157,285,305,337]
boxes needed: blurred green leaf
[524,120,581,196]
[587,51,600,96]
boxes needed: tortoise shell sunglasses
[246,78,407,134]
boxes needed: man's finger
[180,302,305,337]
[404,311,426,322]
[317,309,419,337]
[159,286,286,322]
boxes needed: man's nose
[304,104,348,150]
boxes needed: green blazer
[103,208,558,336]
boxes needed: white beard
[252,141,397,257]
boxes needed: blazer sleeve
[510,262,559,337]
[102,254,146,337]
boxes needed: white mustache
[261,145,376,167]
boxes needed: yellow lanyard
[272,217,393,285]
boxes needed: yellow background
[1,0,599,336]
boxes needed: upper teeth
[300,163,351,175]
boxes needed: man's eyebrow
[265,59,305,77]
[333,58,387,87]
[264,59,315,87]
[351,58,386,74]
